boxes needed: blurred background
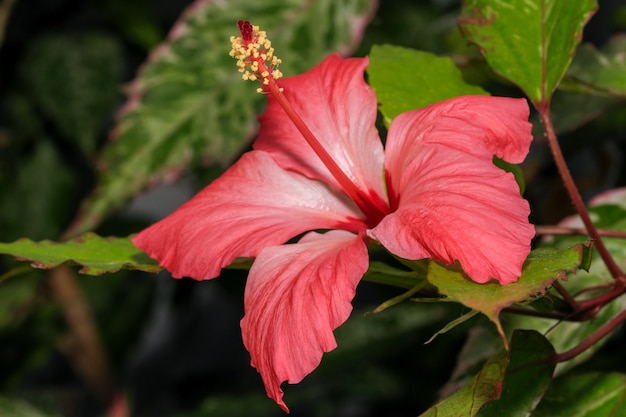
[1,0,626,416]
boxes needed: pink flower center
[231,21,388,226]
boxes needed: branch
[48,266,114,402]
[0,0,16,48]
[550,298,626,363]
[538,107,625,281]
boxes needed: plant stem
[264,79,388,225]
[504,306,570,320]
[538,106,624,281]
[553,281,581,313]
[0,265,32,283]
[48,266,114,402]
[367,281,428,315]
[550,297,626,363]
[0,0,16,48]
[578,282,626,312]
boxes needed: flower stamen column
[230,20,388,225]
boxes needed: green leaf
[0,140,77,241]
[425,310,480,344]
[458,0,597,106]
[368,281,429,314]
[362,260,424,289]
[65,0,378,237]
[439,326,504,398]
[0,397,61,417]
[0,270,42,329]
[22,33,123,156]
[368,44,487,124]
[493,156,526,194]
[421,330,555,417]
[425,244,591,343]
[568,35,626,98]
[0,233,161,275]
[420,339,508,416]
[533,372,626,417]
[478,330,555,416]
[518,197,626,372]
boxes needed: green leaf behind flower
[477,330,555,417]
[367,44,487,124]
[421,330,554,417]
[516,199,626,372]
[533,372,626,417]
[424,244,592,344]
[458,0,597,106]
[21,33,123,157]
[0,233,161,275]
[420,348,508,417]
[0,397,61,417]
[65,0,378,237]
[568,35,626,98]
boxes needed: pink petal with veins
[255,54,387,208]
[132,151,365,280]
[241,230,368,412]
[383,96,532,206]
[372,97,534,284]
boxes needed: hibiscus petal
[384,96,532,206]
[132,151,366,280]
[240,230,368,412]
[371,144,534,284]
[254,53,387,207]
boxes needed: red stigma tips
[238,20,254,43]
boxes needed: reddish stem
[0,0,16,47]
[261,67,388,225]
[550,300,626,363]
[504,306,570,320]
[538,106,625,281]
[552,281,581,313]
[578,282,626,312]
[48,266,114,402]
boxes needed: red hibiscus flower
[132,22,534,412]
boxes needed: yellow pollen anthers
[229,20,283,93]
